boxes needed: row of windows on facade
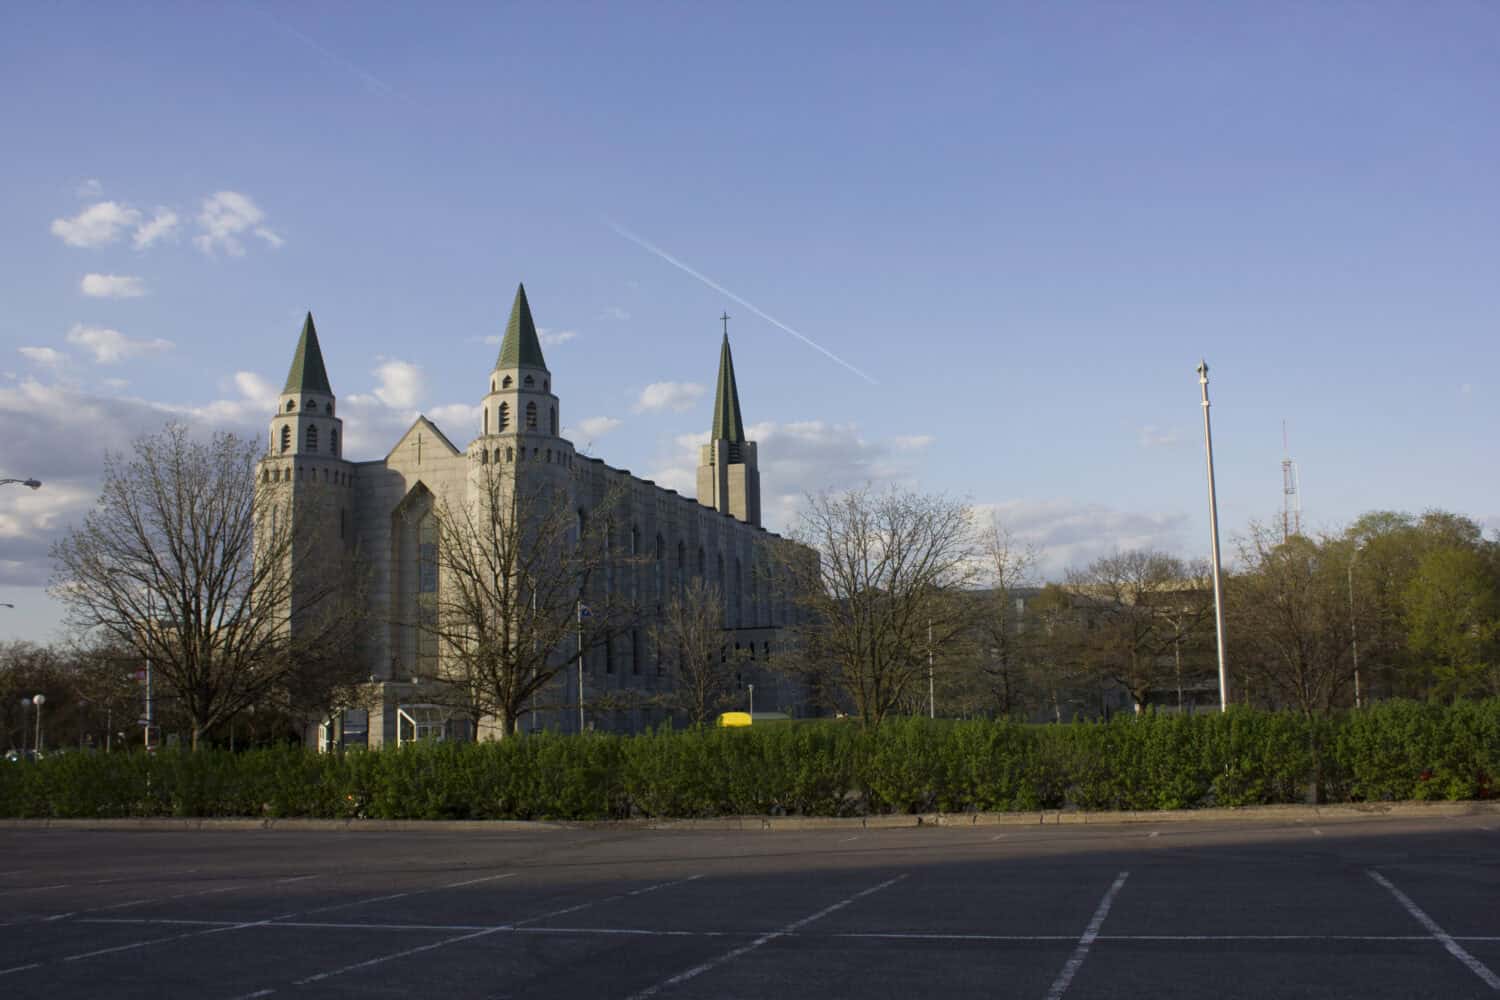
[567,513,789,630]
[478,445,574,468]
[277,424,339,455]
[262,464,354,486]
[285,399,333,414]
[587,631,774,678]
[483,401,557,435]
[491,374,546,392]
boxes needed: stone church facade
[257,285,806,747]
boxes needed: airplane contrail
[606,220,879,385]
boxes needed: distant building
[257,285,809,747]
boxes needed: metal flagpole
[1198,361,1229,712]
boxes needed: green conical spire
[710,334,745,444]
[283,312,333,395]
[495,283,548,370]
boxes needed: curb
[3,800,1495,834]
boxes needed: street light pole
[748,683,754,714]
[1349,545,1363,709]
[928,620,935,720]
[18,698,29,756]
[32,693,45,754]
[1198,361,1229,712]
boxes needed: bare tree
[50,423,363,749]
[1064,549,1211,714]
[976,519,1040,717]
[651,577,742,726]
[422,459,636,738]
[777,486,981,726]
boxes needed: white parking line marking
[840,835,860,843]
[63,919,272,962]
[991,834,1007,841]
[442,873,517,889]
[1312,828,1324,837]
[1148,832,1160,839]
[1368,869,1500,991]
[1045,871,1130,1000]
[0,883,69,896]
[227,990,276,999]
[291,873,704,987]
[0,963,41,977]
[273,874,321,884]
[626,874,908,999]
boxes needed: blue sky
[2,2,1497,643]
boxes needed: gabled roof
[710,334,745,444]
[384,414,462,463]
[283,312,333,395]
[495,283,548,371]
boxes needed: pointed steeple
[710,333,745,443]
[283,312,333,395]
[495,283,548,371]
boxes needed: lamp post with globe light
[32,694,45,755]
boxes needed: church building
[257,284,806,747]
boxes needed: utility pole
[1198,361,1229,712]
[1349,546,1363,709]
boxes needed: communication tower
[1281,420,1301,543]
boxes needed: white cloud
[1138,425,1183,448]
[80,273,146,298]
[572,416,622,440]
[102,377,128,391]
[977,499,1193,582]
[647,419,926,531]
[1460,383,1473,397]
[133,208,179,249]
[18,347,68,366]
[76,178,103,198]
[65,324,173,364]
[600,306,631,321]
[633,381,705,413]
[539,328,577,347]
[428,402,482,439]
[194,191,282,256]
[893,434,934,451]
[369,359,425,410]
[50,201,141,248]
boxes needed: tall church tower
[473,283,574,475]
[257,313,353,613]
[697,327,760,526]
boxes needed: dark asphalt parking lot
[1,813,1496,999]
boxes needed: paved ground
[1,813,1496,998]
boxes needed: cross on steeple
[720,312,730,337]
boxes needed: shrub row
[2,700,1495,821]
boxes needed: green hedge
[3,701,1495,821]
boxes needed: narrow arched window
[506,446,514,462]
[498,402,510,431]
[330,429,338,456]
[550,407,557,435]
[306,400,318,412]
[280,425,291,453]
[286,400,295,412]
[484,407,489,435]
[502,375,513,388]
[481,449,489,465]
[524,375,534,387]
[490,379,495,392]
[525,401,537,429]
[306,424,319,452]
